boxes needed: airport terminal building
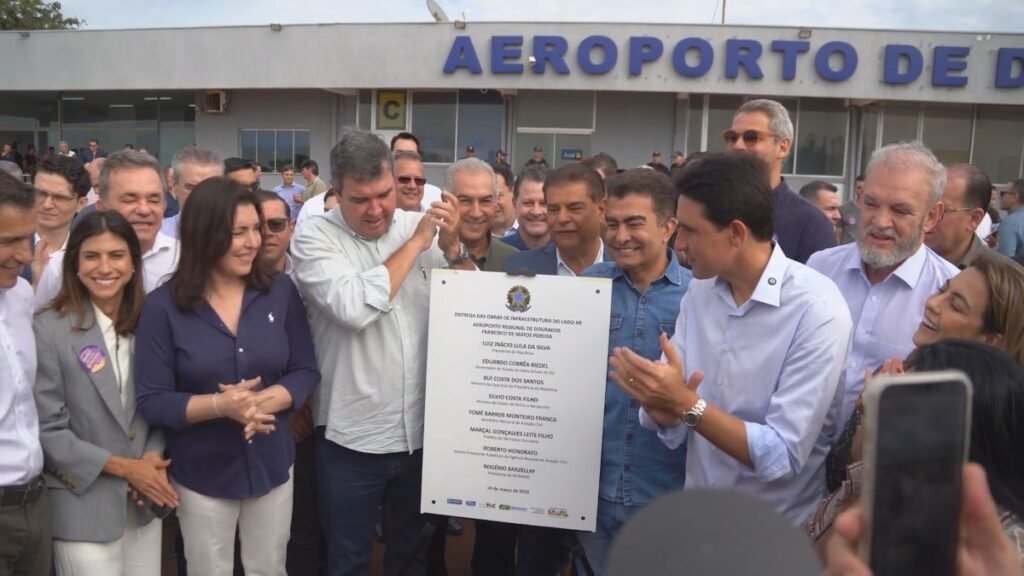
[1,21,1022,193]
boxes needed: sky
[57,0,1024,33]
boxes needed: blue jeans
[314,428,429,576]
[576,498,641,576]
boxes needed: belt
[0,475,45,508]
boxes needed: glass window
[973,106,1024,183]
[411,92,457,163]
[358,90,371,130]
[456,90,504,163]
[706,95,745,152]
[62,92,158,130]
[517,91,594,130]
[882,105,919,145]
[0,92,58,128]
[686,97,702,157]
[860,108,880,175]
[921,105,972,165]
[239,129,310,173]
[795,98,847,176]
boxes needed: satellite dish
[426,0,450,22]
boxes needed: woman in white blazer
[34,210,177,576]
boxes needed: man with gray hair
[291,128,472,576]
[808,141,958,431]
[160,146,223,238]
[725,99,836,263]
[449,158,517,272]
[34,149,180,309]
[996,178,1024,259]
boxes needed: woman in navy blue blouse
[135,177,319,575]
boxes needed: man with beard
[808,141,958,430]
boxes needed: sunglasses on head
[264,218,289,233]
[722,129,777,145]
[397,176,427,186]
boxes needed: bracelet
[212,393,222,417]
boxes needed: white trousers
[173,473,294,576]
[52,506,162,576]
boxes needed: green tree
[0,0,83,30]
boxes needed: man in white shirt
[291,129,472,576]
[393,150,427,213]
[807,141,958,430]
[35,150,179,309]
[160,146,223,239]
[613,153,853,525]
[0,171,51,575]
[388,132,443,210]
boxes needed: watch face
[682,412,699,427]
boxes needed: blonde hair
[971,253,1024,365]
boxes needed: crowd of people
[2,96,1024,576]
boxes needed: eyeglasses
[397,176,427,186]
[1000,191,1018,197]
[722,129,777,146]
[35,189,78,205]
[264,218,289,233]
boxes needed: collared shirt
[996,206,1024,258]
[642,244,853,525]
[501,230,532,251]
[556,242,605,277]
[955,234,991,270]
[296,192,326,225]
[0,278,43,485]
[807,243,957,428]
[35,232,180,310]
[160,213,180,239]
[21,231,69,282]
[291,208,449,454]
[471,237,518,273]
[135,275,319,499]
[773,179,838,263]
[93,304,132,408]
[302,177,328,202]
[584,252,692,506]
[273,182,305,221]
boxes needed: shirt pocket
[658,320,676,341]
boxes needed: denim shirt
[583,251,692,505]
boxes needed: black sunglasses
[264,218,289,233]
[397,176,427,186]
[721,129,776,145]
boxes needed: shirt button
[238,347,245,353]
[870,295,879,302]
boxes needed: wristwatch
[445,242,470,266]
[681,398,707,427]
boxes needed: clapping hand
[610,333,704,428]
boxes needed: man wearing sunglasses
[393,150,427,213]
[722,99,836,263]
[996,179,1024,258]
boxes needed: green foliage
[0,0,83,30]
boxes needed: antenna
[426,0,451,23]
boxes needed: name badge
[78,345,107,374]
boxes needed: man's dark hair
[798,180,838,203]
[0,171,35,210]
[513,165,547,202]
[255,189,290,217]
[170,178,273,311]
[543,164,604,203]
[855,174,865,183]
[605,168,675,223]
[280,164,295,173]
[491,163,514,189]
[947,164,993,210]
[390,132,421,152]
[1007,178,1024,198]
[89,138,99,146]
[675,152,774,242]
[301,159,319,176]
[330,129,392,194]
[582,152,619,177]
[36,154,91,199]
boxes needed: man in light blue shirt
[807,141,958,430]
[996,179,1024,258]
[273,164,305,221]
[613,153,853,525]
[579,169,691,574]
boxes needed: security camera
[528,56,537,65]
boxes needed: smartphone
[147,500,173,520]
[860,370,972,576]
